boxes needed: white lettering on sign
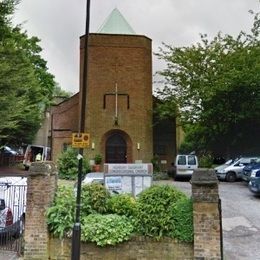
[104,163,153,174]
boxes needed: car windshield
[225,159,233,165]
[5,146,12,152]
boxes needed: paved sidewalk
[0,251,20,260]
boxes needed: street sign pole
[71,0,91,259]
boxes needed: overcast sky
[13,0,259,93]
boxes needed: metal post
[71,0,91,259]
[218,198,224,260]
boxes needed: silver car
[216,157,259,182]
[214,159,233,173]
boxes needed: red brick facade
[51,93,79,162]
[51,33,177,168]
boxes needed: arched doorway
[106,133,127,163]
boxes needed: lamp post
[71,0,91,259]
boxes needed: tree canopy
[156,10,260,157]
[0,0,57,146]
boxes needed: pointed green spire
[97,8,136,35]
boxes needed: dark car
[0,192,25,244]
[0,146,18,156]
[0,199,24,243]
[248,169,260,195]
[0,146,20,166]
[242,160,260,182]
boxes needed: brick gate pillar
[191,168,222,260]
[23,162,58,260]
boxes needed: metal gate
[0,181,27,256]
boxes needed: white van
[173,154,198,180]
[23,145,51,170]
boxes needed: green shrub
[171,198,193,242]
[199,154,213,168]
[135,185,186,239]
[81,214,134,246]
[107,193,137,217]
[46,186,75,238]
[80,183,111,216]
[151,155,160,172]
[57,146,90,180]
[47,183,193,243]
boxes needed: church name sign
[104,163,153,175]
[104,163,153,197]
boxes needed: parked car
[214,159,234,173]
[248,169,260,195]
[242,160,260,182]
[0,177,27,228]
[170,154,198,180]
[0,146,18,156]
[216,157,259,182]
[0,198,24,241]
[0,146,21,166]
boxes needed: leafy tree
[53,84,73,100]
[156,10,260,157]
[0,0,56,146]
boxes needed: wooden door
[106,134,127,163]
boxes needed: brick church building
[51,9,183,170]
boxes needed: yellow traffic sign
[72,133,90,148]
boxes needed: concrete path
[0,251,20,260]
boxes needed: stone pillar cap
[29,161,58,176]
[191,168,218,185]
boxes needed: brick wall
[23,162,58,260]
[51,93,79,162]
[79,33,153,163]
[23,165,222,259]
[191,168,222,259]
[49,237,193,260]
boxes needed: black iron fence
[0,183,27,255]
